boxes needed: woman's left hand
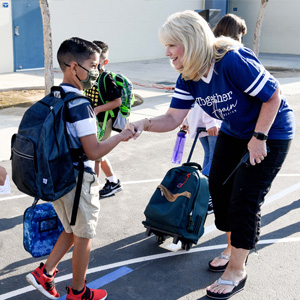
[247,137,268,166]
[207,126,219,136]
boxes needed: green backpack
[98,71,135,135]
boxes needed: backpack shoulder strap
[50,85,66,97]
[70,159,84,226]
[48,86,93,107]
[97,72,109,105]
[113,73,125,89]
[97,72,115,118]
[63,92,91,104]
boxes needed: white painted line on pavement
[1,237,300,299]
[1,176,299,202]
[0,285,34,300]
[122,179,161,185]
[165,181,300,250]
[0,179,162,202]
[277,174,300,176]
[0,178,299,299]
[0,194,28,202]
[202,181,300,237]
[264,181,300,205]
[0,267,133,300]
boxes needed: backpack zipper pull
[187,211,194,232]
[158,186,164,197]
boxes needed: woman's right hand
[126,108,189,139]
[181,124,189,131]
[126,119,148,139]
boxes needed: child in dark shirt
[85,41,123,199]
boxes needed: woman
[127,10,295,299]
[208,13,248,273]
[181,13,247,217]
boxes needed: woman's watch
[253,132,268,140]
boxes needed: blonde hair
[159,10,240,81]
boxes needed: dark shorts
[209,131,292,249]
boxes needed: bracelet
[144,118,152,131]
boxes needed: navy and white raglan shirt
[171,47,295,140]
[61,84,97,173]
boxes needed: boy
[26,37,132,300]
[85,41,123,198]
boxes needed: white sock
[107,175,118,183]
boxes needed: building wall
[0,0,14,73]
[229,0,300,55]
[205,0,228,17]
[48,0,204,68]
[1,0,299,74]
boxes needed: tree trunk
[253,0,269,57]
[39,0,53,95]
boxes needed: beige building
[0,0,299,74]
[229,0,300,55]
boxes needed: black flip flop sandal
[206,275,248,299]
[208,253,230,272]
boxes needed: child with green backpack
[85,40,134,198]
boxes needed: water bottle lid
[178,129,187,136]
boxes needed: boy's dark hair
[93,40,109,60]
[57,37,101,71]
[213,14,247,41]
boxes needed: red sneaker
[66,285,107,300]
[26,262,59,299]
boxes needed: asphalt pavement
[0,55,300,300]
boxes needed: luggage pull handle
[186,127,206,164]
[182,162,202,171]
[223,146,271,185]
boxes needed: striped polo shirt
[61,84,97,172]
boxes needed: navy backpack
[11,86,91,226]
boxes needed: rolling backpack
[11,86,91,256]
[142,127,210,251]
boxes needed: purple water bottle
[171,129,187,164]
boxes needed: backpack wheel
[181,241,192,251]
[145,227,152,237]
[173,235,180,244]
[156,235,166,245]
[186,242,192,251]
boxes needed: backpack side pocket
[11,134,38,197]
